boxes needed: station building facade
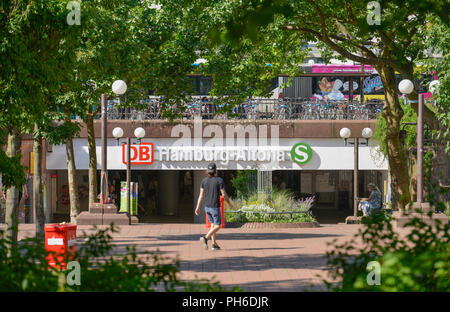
[41,119,388,224]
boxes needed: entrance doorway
[106,170,195,223]
[273,170,385,224]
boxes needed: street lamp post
[112,126,145,223]
[340,127,373,217]
[100,80,127,204]
[126,137,131,220]
[77,81,129,226]
[390,79,448,226]
[100,93,108,204]
[398,79,423,203]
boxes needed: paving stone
[3,223,412,292]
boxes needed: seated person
[358,183,382,216]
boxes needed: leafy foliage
[0,149,26,189]
[423,17,450,153]
[227,189,316,223]
[0,0,80,187]
[0,225,240,292]
[324,212,450,291]
[227,209,316,223]
[373,98,418,158]
[196,0,449,210]
[231,170,256,199]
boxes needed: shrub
[231,170,256,199]
[0,225,241,292]
[324,211,450,291]
[226,191,316,223]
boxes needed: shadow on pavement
[220,278,328,292]
[180,253,329,272]
[154,232,342,242]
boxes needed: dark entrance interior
[107,170,195,223]
[273,170,384,224]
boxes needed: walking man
[195,163,232,250]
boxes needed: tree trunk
[86,114,98,206]
[377,64,411,210]
[65,118,80,224]
[5,129,21,245]
[33,123,45,240]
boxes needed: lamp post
[340,127,373,216]
[391,78,448,226]
[398,79,424,203]
[399,79,445,210]
[112,126,145,223]
[392,78,446,227]
[100,80,127,205]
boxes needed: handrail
[91,98,384,121]
[225,210,310,214]
[225,209,312,219]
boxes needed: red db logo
[122,142,154,165]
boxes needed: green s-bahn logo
[290,143,312,165]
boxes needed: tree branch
[299,1,395,67]
[283,24,391,66]
[334,20,380,60]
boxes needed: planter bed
[225,221,320,229]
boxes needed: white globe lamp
[112,80,127,95]
[134,127,146,139]
[112,127,124,139]
[340,127,351,139]
[398,79,414,95]
[362,127,373,139]
[112,127,123,146]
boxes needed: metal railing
[225,210,313,219]
[94,97,384,121]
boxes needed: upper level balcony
[93,97,384,121]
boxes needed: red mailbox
[205,196,226,229]
[44,223,77,269]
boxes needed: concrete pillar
[193,170,206,224]
[158,171,179,216]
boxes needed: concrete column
[193,170,206,224]
[44,173,52,223]
[158,171,179,216]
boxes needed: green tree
[324,213,449,291]
[423,17,450,152]
[55,0,153,221]
[0,0,80,242]
[180,0,449,210]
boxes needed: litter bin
[205,196,226,229]
[45,223,77,269]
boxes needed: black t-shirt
[201,176,224,208]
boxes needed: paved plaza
[3,222,384,291]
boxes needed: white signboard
[47,236,64,246]
[46,138,388,171]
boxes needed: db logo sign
[122,143,154,165]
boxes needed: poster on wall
[120,181,138,216]
[312,77,360,100]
